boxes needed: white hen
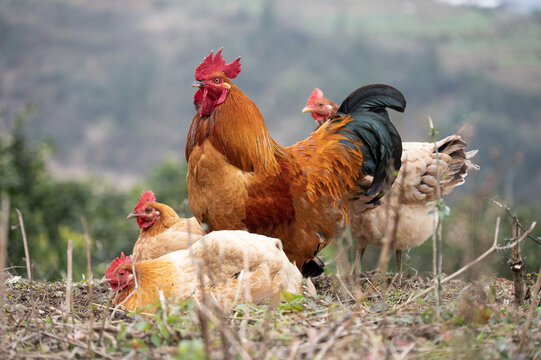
[349,135,479,274]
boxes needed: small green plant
[278,291,305,313]
[427,198,451,221]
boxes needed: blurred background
[1,0,540,280]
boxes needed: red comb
[195,48,241,81]
[307,88,324,106]
[105,252,133,279]
[134,190,156,211]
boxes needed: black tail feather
[335,84,405,202]
[301,257,326,278]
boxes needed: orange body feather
[186,81,366,269]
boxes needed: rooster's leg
[351,247,366,276]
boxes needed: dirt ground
[0,271,539,359]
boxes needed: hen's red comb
[134,190,156,211]
[105,252,133,279]
[195,48,241,81]
[306,88,324,106]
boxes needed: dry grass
[1,270,540,359]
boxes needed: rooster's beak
[302,106,313,113]
[126,211,138,220]
[192,80,204,88]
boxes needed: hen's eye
[214,78,220,84]
[145,207,151,213]
[319,103,324,106]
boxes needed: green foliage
[427,198,451,221]
[278,291,305,313]
[176,339,205,360]
[1,108,138,280]
[1,108,198,281]
[138,156,191,216]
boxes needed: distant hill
[1,0,540,203]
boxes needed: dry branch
[15,208,32,281]
[490,198,541,245]
[82,217,94,349]
[392,218,536,312]
[197,302,253,360]
[509,221,525,306]
[429,115,442,320]
[490,199,533,306]
[64,239,73,322]
[518,263,541,351]
[0,196,9,311]
[41,331,113,360]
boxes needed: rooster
[127,191,205,261]
[302,88,479,274]
[104,231,302,312]
[186,49,405,277]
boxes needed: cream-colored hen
[350,135,479,274]
[105,230,302,312]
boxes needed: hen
[186,49,405,276]
[104,231,302,312]
[127,191,205,261]
[303,88,479,274]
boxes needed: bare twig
[0,196,10,313]
[98,293,113,345]
[428,116,442,320]
[14,207,40,345]
[490,198,541,245]
[336,275,357,303]
[518,264,541,351]
[15,208,32,281]
[2,265,26,271]
[82,218,94,349]
[197,302,253,360]
[314,321,347,360]
[64,239,73,322]
[41,331,114,360]
[286,341,301,360]
[187,234,212,360]
[509,220,525,306]
[377,160,407,280]
[157,288,174,335]
[393,219,536,312]
[396,342,416,360]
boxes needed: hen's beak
[302,106,313,113]
[99,275,109,285]
[126,211,138,220]
[192,80,204,88]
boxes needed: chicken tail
[335,84,406,203]
[416,135,480,199]
[301,256,326,278]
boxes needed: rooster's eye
[214,78,220,84]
